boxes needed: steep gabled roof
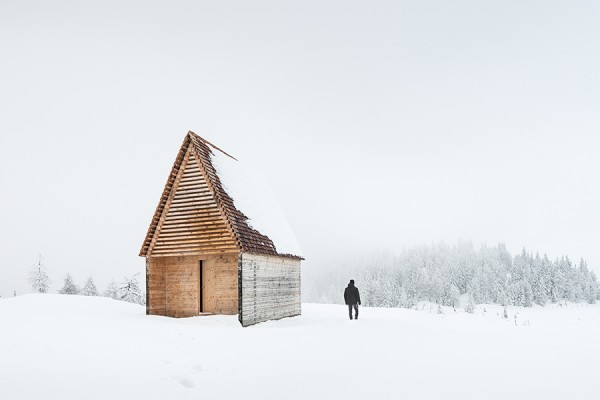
[140,131,302,259]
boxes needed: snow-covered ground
[1,295,599,400]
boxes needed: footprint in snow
[191,364,203,372]
[175,376,196,388]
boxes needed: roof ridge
[187,130,238,161]
[188,140,245,253]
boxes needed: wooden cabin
[139,131,303,326]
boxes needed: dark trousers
[348,304,359,320]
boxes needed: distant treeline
[27,255,145,305]
[305,243,599,308]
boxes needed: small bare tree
[118,274,145,305]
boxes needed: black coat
[344,284,361,305]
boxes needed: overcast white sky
[1,1,599,296]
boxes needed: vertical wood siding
[239,253,301,327]
[147,254,238,318]
[147,257,166,315]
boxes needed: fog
[1,0,599,297]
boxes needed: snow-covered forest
[305,243,599,308]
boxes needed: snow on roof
[210,148,302,258]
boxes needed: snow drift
[0,294,599,400]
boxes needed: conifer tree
[531,253,547,305]
[103,280,119,299]
[28,255,51,293]
[82,276,98,296]
[59,273,79,295]
[465,293,476,313]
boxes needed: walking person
[344,279,361,320]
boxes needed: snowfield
[1,295,599,400]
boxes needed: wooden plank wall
[202,253,239,314]
[149,149,238,256]
[239,253,301,327]
[147,253,238,318]
[147,257,166,315]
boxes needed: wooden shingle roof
[140,131,302,259]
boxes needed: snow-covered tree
[508,279,533,307]
[118,274,145,305]
[466,274,483,304]
[28,255,51,293]
[397,286,410,308]
[465,293,476,314]
[103,280,119,299]
[438,280,460,307]
[59,273,79,295]
[591,272,600,303]
[530,253,548,305]
[560,257,577,302]
[81,276,98,296]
